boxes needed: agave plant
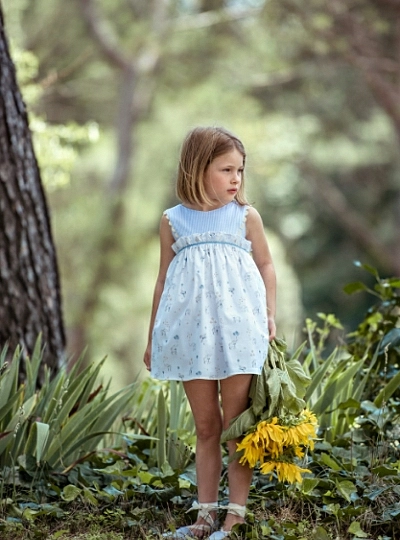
[122,377,195,471]
[0,337,135,470]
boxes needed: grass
[2,462,400,540]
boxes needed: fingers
[268,319,276,341]
[143,349,151,371]
[144,340,152,370]
[144,358,151,371]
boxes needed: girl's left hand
[268,318,276,341]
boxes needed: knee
[195,417,222,441]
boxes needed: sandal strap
[221,502,246,518]
[187,501,219,526]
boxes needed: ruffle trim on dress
[164,210,179,240]
[172,232,252,254]
[239,205,249,234]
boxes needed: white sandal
[163,501,218,538]
[208,503,246,540]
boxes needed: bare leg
[220,374,254,531]
[183,379,222,536]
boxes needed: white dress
[151,202,269,381]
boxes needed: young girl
[144,126,276,539]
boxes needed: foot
[222,511,245,531]
[209,515,244,539]
[188,515,216,538]
[163,502,218,539]
[209,502,246,539]
[162,517,212,538]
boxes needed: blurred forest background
[2,0,399,390]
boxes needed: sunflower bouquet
[221,337,318,484]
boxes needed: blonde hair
[176,126,248,206]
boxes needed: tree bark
[0,6,66,377]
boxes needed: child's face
[204,149,244,209]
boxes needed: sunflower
[236,432,264,468]
[236,408,318,483]
[282,420,317,450]
[222,338,319,484]
[260,460,312,484]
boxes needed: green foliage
[301,264,400,443]
[122,378,195,471]
[0,337,135,470]
[12,47,99,190]
[1,267,400,539]
[346,262,400,374]
[30,116,100,190]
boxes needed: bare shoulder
[245,206,273,266]
[246,205,263,222]
[246,206,265,235]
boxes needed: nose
[232,172,241,184]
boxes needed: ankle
[226,502,246,518]
[190,501,218,526]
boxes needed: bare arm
[143,214,175,369]
[246,206,277,340]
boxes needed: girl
[144,126,276,539]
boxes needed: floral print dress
[151,201,269,381]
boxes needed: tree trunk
[0,6,66,378]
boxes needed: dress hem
[150,370,262,382]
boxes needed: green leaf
[337,398,360,410]
[343,281,369,295]
[348,521,368,537]
[312,526,331,540]
[78,386,135,453]
[0,388,24,428]
[40,370,69,424]
[285,358,311,398]
[250,366,272,416]
[46,384,134,466]
[157,388,167,468]
[52,531,70,539]
[301,478,320,494]
[0,394,38,456]
[336,480,357,502]
[371,465,398,477]
[280,369,307,414]
[353,261,379,278]
[62,485,81,502]
[312,359,364,416]
[25,336,43,397]
[221,408,256,442]
[24,421,50,464]
[265,368,282,417]
[305,349,338,404]
[320,452,342,471]
[48,364,98,430]
[82,487,98,506]
[374,369,400,408]
[0,349,21,410]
